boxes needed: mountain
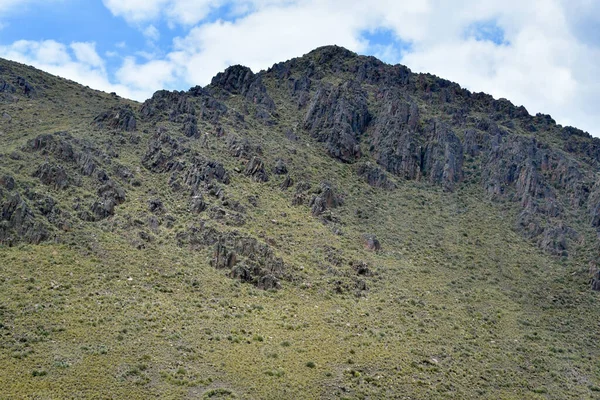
[1,45,599,399]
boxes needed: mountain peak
[1,47,600,399]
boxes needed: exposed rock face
[280,175,293,191]
[538,224,579,257]
[292,181,311,206]
[304,80,370,162]
[0,192,49,245]
[0,78,16,94]
[184,157,231,189]
[370,92,463,190]
[15,76,35,97]
[357,162,396,190]
[187,85,228,123]
[90,181,126,220]
[0,175,15,190]
[148,198,164,214]
[142,130,185,173]
[421,121,464,191]
[371,93,422,180]
[93,105,137,132]
[190,195,206,214]
[227,135,260,159]
[244,157,269,182]
[141,90,195,121]
[26,133,98,177]
[33,163,69,190]
[210,65,276,111]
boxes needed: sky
[0,0,599,135]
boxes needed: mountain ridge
[1,45,600,399]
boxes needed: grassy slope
[0,58,599,399]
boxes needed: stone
[93,105,137,132]
[244,157,269,182]
[148,198,164,213]
[309,183,342,216]
[280,175,294,191]
[273,159,288,175]
[362,234,381,251]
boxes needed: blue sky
[1,0,599,136]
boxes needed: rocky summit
[1,45,600,399]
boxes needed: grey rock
[33,163,69,190]
[273,159,288,175]
[362,234,381,251]
[357,162,396,190]
[304,80,370,162]
[93,105,137,132]
[244,156,269,182]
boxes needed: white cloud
[115,56,177,93]
[71,42,104,68]
[0,40,151,100]
[102,0,224,26]
[143,25,160,41]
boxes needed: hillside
[1,45,599,399]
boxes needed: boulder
[280,175,294,191]
[273,159,288,175]
[309,183,343,217]
[244,157,269,182]
[362,234,381,251]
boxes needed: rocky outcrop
[357,162,396,190]
[89,181,126,220]
[292,181,311,206]
[0,175,15,190]
[93,105,137,132]
[244,157,268,182]
[280,175,293,191]
[177,224,286,289]
[141,90,195,121]
[190,195,206,214]
[33,163,69,190]
[15,76,35,97]
[309,183,343,217]
[184,157,231,190]
[142,130,185,173]
[227,135,261,159]
[538,224,579,257]
[273,159,288,175]
[187,85,228,123]
[304,80,370,162]
[0,192,48,245]
[26,133,98,177]
[0,78,16,94]
[210,65,275,111]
